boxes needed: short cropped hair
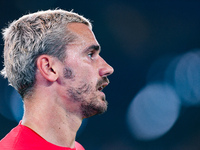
[1,9,92,98]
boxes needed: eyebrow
[85,45,101,53]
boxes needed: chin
[81,98,108,118]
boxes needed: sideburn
[63,67,75,79]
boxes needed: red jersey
[0,122,85,150]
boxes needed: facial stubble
[63,67,108,118]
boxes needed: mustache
[96,77,109,88]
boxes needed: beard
[66,80,108,118]
[80,93,108,118]
[63,66,109,118]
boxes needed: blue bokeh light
[10,89,24,122]
[127,83,181,140]
[174,50,200,106]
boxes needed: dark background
[1,0,200,150]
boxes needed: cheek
[67,83,94,102]
[77,69,97,84]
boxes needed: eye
[88,51,95,59]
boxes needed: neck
[21,97,82,148]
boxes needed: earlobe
[36,55,58,82]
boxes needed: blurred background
[1,0,200,149]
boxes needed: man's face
[58,23,114,118]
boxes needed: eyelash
[88,51,95,59]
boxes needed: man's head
[1,9,92,98]
[1,9,114,118]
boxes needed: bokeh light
[174,50,200,106]
[9,89,23,122]
[127,83,180,140]
[0,82,23,122]
[0,80,14,121]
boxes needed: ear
[36,55,58,82]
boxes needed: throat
[22,107,83,148]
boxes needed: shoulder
[0,122,41,150]
[0,123,22,149]
[75,141,85,150]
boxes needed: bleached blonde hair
[1,9,92,98]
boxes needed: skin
[21,23,114,148]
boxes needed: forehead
[67,23,98,45]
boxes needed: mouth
[96,77,110,92]
[98,84,107,92]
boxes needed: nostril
[104,72,112,77]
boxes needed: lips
[98,83,108,91]
[96,77,110,92]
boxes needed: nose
[99,57,114,77]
